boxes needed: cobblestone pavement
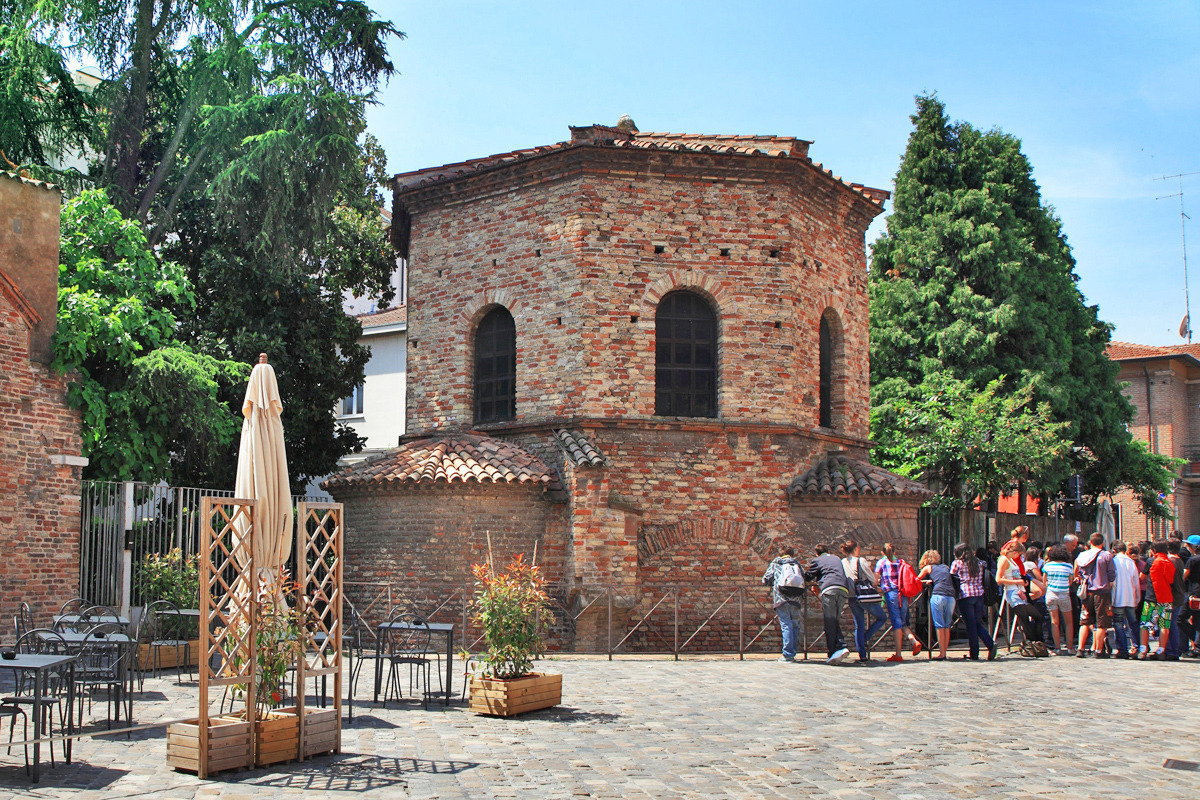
[0,653,1197,799]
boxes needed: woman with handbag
[917,550,955,660]
[841,539,887,662]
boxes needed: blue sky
[364,1,1200,346]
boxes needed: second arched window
[655,291,717,417]
[474,306,516,424]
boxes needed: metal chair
[75,623,128,730]
[15,603,33,640]
[7,630,71,766]
[143,600,192,684]
[379,613,433,710]
[57,598,88,617]
[345,604,377,722]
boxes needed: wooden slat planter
[255,708,300,767]
[469,673,562,717]
[166,716,252,775]
[139,639,201,669]
[301,707,338,758]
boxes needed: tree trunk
[1017,481,1027,515]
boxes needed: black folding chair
[380,613,433,710]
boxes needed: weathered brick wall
[401,146,876,440]
[0,291,84,636]
[336,482,573,646]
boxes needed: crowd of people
[761,526,1200,665]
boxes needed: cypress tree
[870,95,1176,515]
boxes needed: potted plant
[139,548,201,667]
[467,553,560,717]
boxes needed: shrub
[140,548,199,608]
[470,554,555,680]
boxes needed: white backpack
[775,559,806,598]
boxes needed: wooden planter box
[300,706,338,758]
[469,672,562,717]
[166,716,252,775]
[255,708,300,767]
[139,639,201,669]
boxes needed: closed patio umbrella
[1096,497,1115,544]
[234,354,293,594]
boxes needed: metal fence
[79,480,322,608]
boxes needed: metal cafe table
[0,653,76,783]
[52,613,132,630]
[37,630,135,729]
[374,621,455,706]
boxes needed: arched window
[474,306,516,424]
[818,308,843,429]
[655,291,717,417]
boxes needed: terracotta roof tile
[392,128,887,208]
[357,305,407,328]
[1106,341,1200,363]
[788,453,932,501]
[0,170,60,192]
[321,433,558,491]
[554,429,605,468]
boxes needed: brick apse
[324,121,930,651]
[0,172,86,631]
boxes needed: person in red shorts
[1141,540,1176,660]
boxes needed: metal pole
[607,587,613,660]
[673,587,679,661]
[462,583,469,651]
[120,481,134,618]
[738,587,744,661]
[802,590,809,660]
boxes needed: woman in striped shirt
[1042,545,1075,654]
[951,542,996,660]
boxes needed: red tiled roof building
[325,120,929,651]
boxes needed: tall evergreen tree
[870,95,1176,516]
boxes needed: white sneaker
[827,648,849,665]
[777,656,795,663]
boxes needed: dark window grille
[819,314,832,428]
[474,306,516,424]
[655,291,717,417]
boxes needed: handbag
[1189,594,1200,611]
[852,559,881,603]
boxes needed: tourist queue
[762,527,1200,664]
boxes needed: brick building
[324,121,930,650]
[1106,341,1200,540]
[0,172,86,632]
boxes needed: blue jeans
[850,599,887,658]
[929,595,955,629]
[960,595,994,658]
[775,602,802,660]
[884,589,909,629]
[1165,605,1184,657]
[1113,606,1139,654]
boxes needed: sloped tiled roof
[1106,341,1200,364]
[0,170,59,192]
[0,268,41,328]
[392,127,888,208]
[321,433,558,491]
[357,305,407,329]
[554,429,605,467]
[788,453,932,501]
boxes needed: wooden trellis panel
[295,502,343,759]
[167,497,256,778]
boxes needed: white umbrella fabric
[234,354,293,590]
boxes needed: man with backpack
[804,543,851,665]
[1074,532,1117,658]
[762,545,806,662]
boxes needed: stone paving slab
[0,654,1196,798]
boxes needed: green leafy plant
[140,548,200,609]
[221,571,307,717]
[470,554,555,680]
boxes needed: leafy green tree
[870,95,1178,516]
[873,375,1071,512]
[9,0,402,489]
[55,189,248,482]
